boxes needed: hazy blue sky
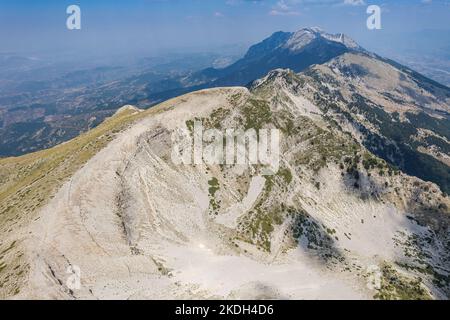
[0,0,449,57]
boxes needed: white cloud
[343,0,366,6]
[269,9,300,15]
[269,0,301,16]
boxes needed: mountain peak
[245,27,362,60]
[187,27,361,88]
[250,68,295,89]
[284,27,362,52]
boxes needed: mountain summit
[242,27,362,61]
[279,27,362,53]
